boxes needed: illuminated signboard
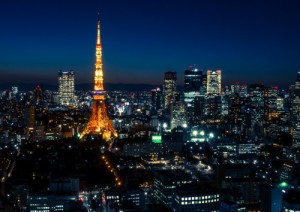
[152,135,162,143]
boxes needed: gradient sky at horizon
[1,0,300,88]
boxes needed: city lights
[1,2,299,212]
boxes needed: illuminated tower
[80,17,117,141]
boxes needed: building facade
[184,67,202,107]
[207,70,221,96]
[58,70,76,106]
[163,72,177,109]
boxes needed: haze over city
[1,0,300,88]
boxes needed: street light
[163,123,167,129]
[192,130,198,136]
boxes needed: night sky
[1,0,300,88]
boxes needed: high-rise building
[229,93,241,133]
[184,67,202,107]
[58,70,76,106]
[163,72,177,109]
[200,74,207,95]
[171,101,187,129]
[207,70,221,95]
[151,87,162,113]
[33,85,43,104]
[194,96,205,122]
[292,72,300,148]
[205,95,222,122]
[265,86,279,121]
[80,16,117,141]
[249,84,265,136]
[25,106,35,140]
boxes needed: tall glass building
[292,72,300,148]
[184,67,202,107]
[207,70,222,96]
[58,70,76,106]
[163,71,177,109]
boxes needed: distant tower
[58,70,75,106]
[80,16,117,141]
[163,71,177,109]
[184,66,202,107]
[207,70,221,95]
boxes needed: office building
[163,72,177,109]
[292,72,300,148]
[265,86,279,121]
[173,184,220,212]
[249,84,265,135]
[58,70,76,106]
[171,101,187,129]
[260,184,282,212]
[184,67,202,107]
[207,70,221,96]
[200,74,207,95]
[151,87,162,113]
[153,170,192,208]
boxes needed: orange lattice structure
[80,17,117,141]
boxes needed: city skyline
[1,0,300,88]
[1,2,300,209]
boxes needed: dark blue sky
[1,0,300,87]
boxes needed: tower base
[80,100,117,141]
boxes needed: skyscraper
[80,17,117,141]
[200,73,207,95]
[58,70,76,106]
[249,84,265,136]
[163,72,177,109]
[151,87,162,113]
[292,72,300,148]
[184,67,202,107]
[265,86,279,121]
[171,101,187,129]
[33,85,43,104]
[207,70,221,96]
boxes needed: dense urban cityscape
[2,1,300,212]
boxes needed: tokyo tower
[80,17,117,141]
